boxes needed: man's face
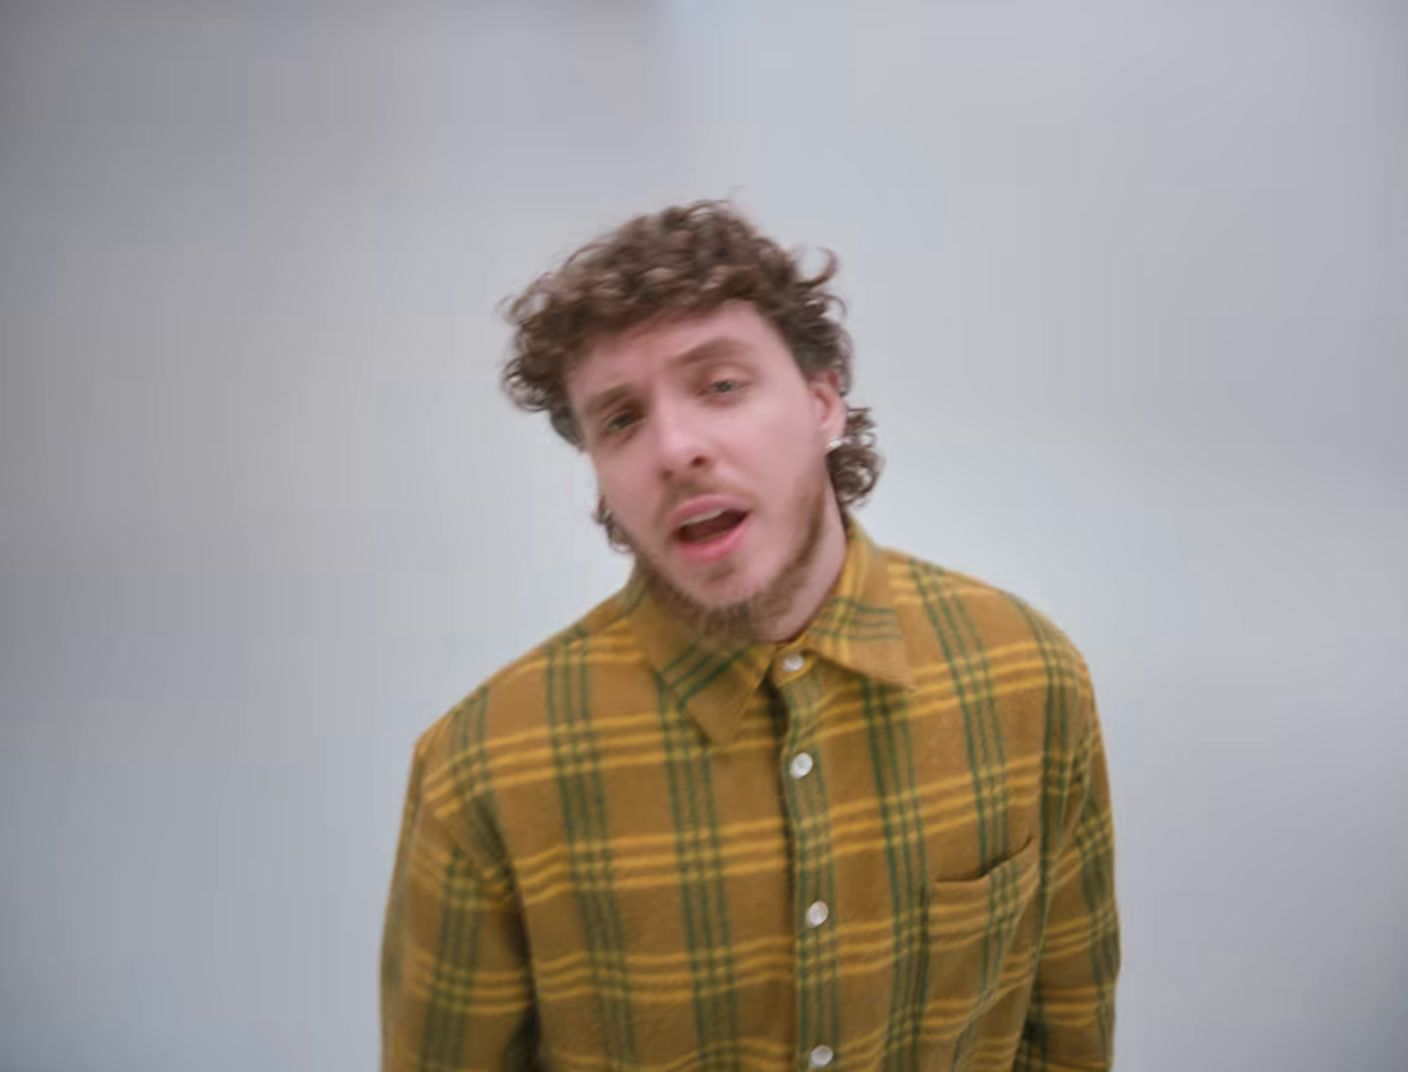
[565,301,847,626]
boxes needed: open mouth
[671,507,751,564]
[675,508,748,545]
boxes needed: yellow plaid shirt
[381,523,1119,1071]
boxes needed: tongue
[679,511,744,543]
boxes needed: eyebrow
[580,384,634,427]
[579,335,750,425]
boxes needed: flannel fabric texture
[381,523,1119,1071]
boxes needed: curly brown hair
[500,200,881,518]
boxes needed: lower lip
[674,514,750,565]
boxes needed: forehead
[569,301,792,394]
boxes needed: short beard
[627,474,830,645]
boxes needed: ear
[808,369,847,444]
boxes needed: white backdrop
[2,2,1405,1069]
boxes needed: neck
[754,496,849,643]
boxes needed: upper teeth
[682,508,726,526]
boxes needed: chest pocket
[919,835,1043,1042]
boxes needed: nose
[648,399,712,478]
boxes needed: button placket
[773,663,835,1072]
[774,649,809,688]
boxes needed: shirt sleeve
[1015,696,1121,1071]
[380,735,538,1071]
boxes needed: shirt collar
[620,519,915,747]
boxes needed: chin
[691,585,758,613]
[672,574,751,611]
[690,558,768,598]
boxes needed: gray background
[2,1,1405,1069]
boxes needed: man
[381,202,1119,1071]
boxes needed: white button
[789,752,814,779]
[805,900,829,928]
[780,651,806,674]
[809,1045,834,1068]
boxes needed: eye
[601,408,638,436]
[707,378,742,396]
